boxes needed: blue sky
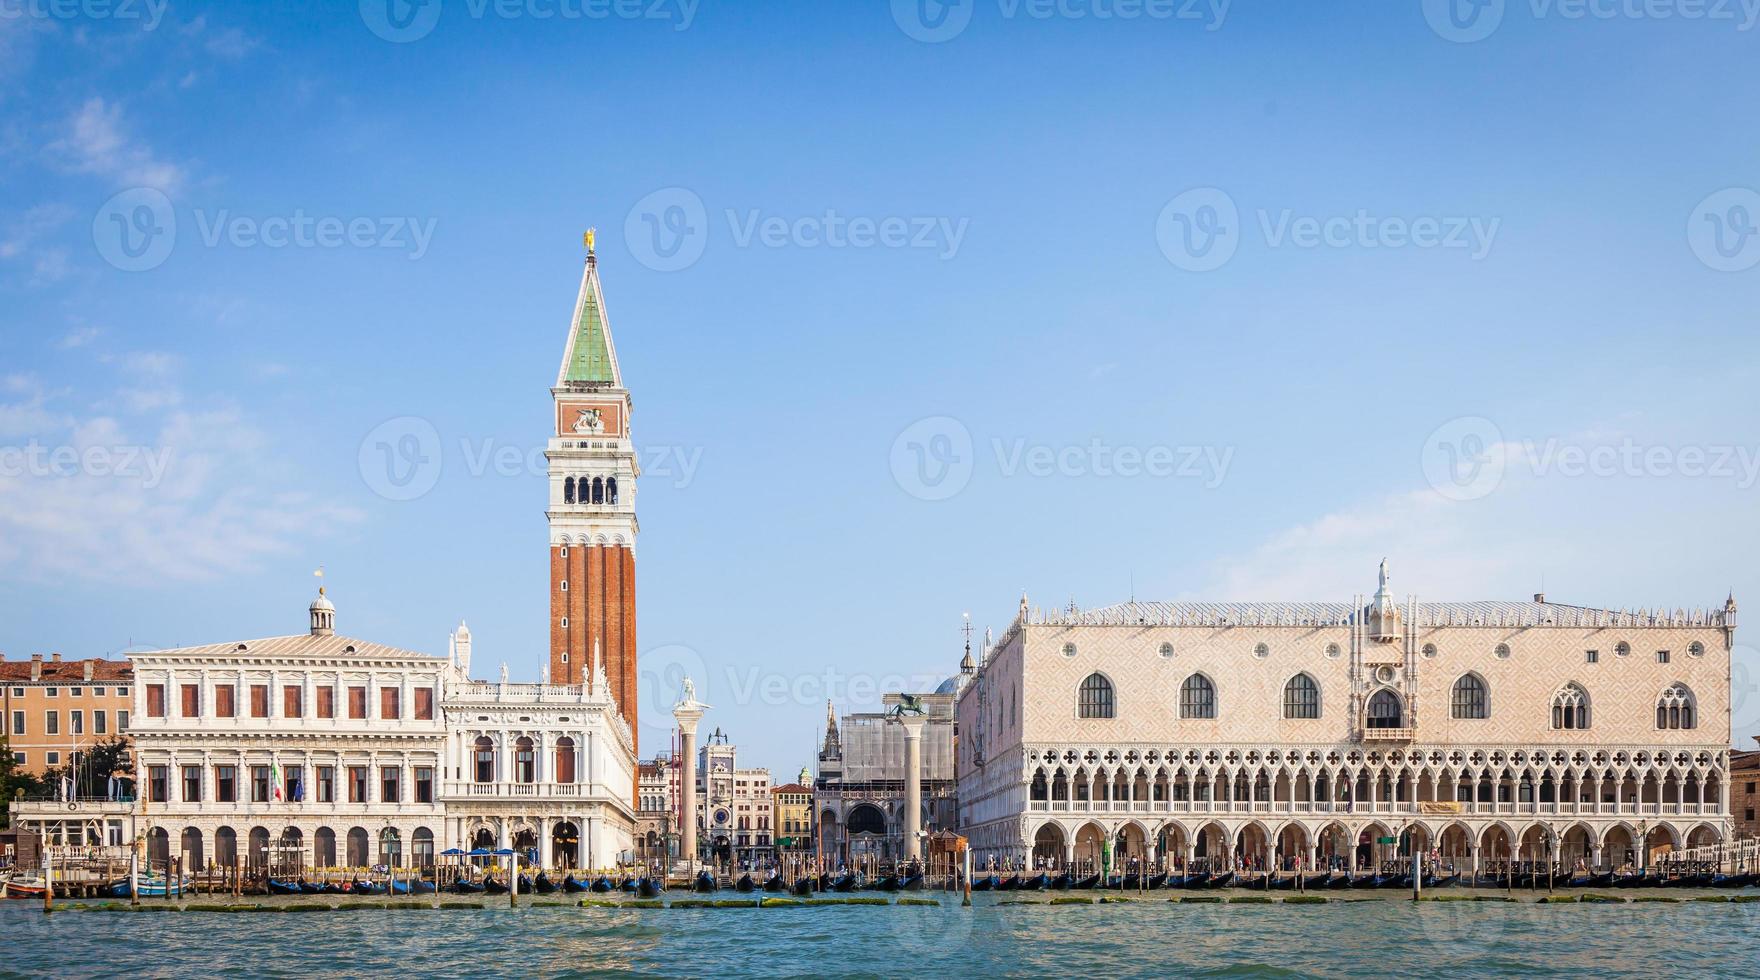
[3,0,1759,772]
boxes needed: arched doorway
[1315,822,1350,871]
[1438,823,1473,873]
[180,827,204,872]
[276,827,305,875]
[1645,824,1678,864]
[1032,823,1066,868]
[413,827,436,868]
[146,827,170,872]
[314,827,337,867]
[511,827,538,865]
[215,826,238,870]
[1072,822,1106,873]
[346,826,370,867]
[470,827,496,853]
[1480,825,1513,871]
[380,827,403,868]
[1602,825,1637,871]
[1156,824,1188,872]
[819,809,841,860]
[1275,824,1309,872]
[1114,824,1147,869]
[1560,824,1595,870]
[1236,824,1272,872]
[248,826,271,871]
[550,822,579,868]
[1193,822,1229,870]
[846,803,888,860]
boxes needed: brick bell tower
[548,231,639,745]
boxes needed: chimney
[31,653,43,682]
[50,652,63,663]
[1533,593,1546,604]
[83,661,94,682]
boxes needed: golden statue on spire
[583,227,596,251]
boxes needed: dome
[310,588,335,612]
[933,675,958,695]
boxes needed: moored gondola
[1182,871,1211,889]
[1072,872,1100,890]
[764,872,786,893]
[638,876,664,899]
[300,880,327,895]
[1423,872,1461,889]
[451,878,485,894]
[1376,873,1410,890]
[1349,873,1377,889]
[1326,872,1352,890]
[971,875,998,892]
[873,874,901,892]
[791,875,814,896]
[1120,873,1142,889]
[693,870,718,893]
[1714,872,1756,888]
[997,874,1020,891]
[1145,872,1169,889]
[619,875,639,892]
[482,877,509,895]
[533,873,556,894]
[353,878,386,895]
[1021,873,1051,891]
[1270,873,1297,890]
[735,874,756,893]
[590,875,615,893]
[562,874,588,893]
[1203,872,1235,889]
[410,879,437,895]
[901,874,925,891]
[832,872,857,892]
[267,878,304,896]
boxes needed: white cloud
[0,203,76,260]
[49,97,184,191]
[58,326,101,349]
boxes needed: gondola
[451,878,486,894]
[410,880,437,895]
[791,876,814,897]
[693,870,718,893]
[1049,872,1072,890]
[1423,872,1461,889]
[587,875,614,893]
[735,874,756,893]
[561,874,588,893]
[352,878,385,896]
[618,876,639,892]
[1071,872,1100,890]
[1585,871,1616,888]
[1349,873,1378,889]
[1714,872,1756,888]
[763,873,786,893]
[831,873,857,892]
[873,874,901,892]
[1557,874,1594,889]
[388,878,413,895]
[320,881,345,895]
[1326,872,1352,890]
[1376,873,1410,890]
[971,875,998,892]
[1145,872,1169,889]
[299,880,327,895]
[1665,873,1714,888]
[1182,871,1212,889]
[533,873,557,894]
[1021,873,1051,891]
[1120,873,1142,890]
[267,878,305,896]
[901,874,925,891]
[482,877,509,895]
[997,874,1020,891]
[638,877,664,899]
[1203,872,1235,889]
[1270,874,1297,891]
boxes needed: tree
[42,736,132,800]
[0,728,45,827]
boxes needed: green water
[5,894,1754,978]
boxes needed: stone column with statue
[673,678,708,876]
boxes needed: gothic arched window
[1551,684,1590,730]
[1657,685,1696,730]
[1282,673,1319,719]
[1077,673,1115,719]
[1366,689,1403,728]
[1179,674,1216,719]
[1451,674,1488,719]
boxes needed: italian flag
[271,761,283,802]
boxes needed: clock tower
[548,235,639,744]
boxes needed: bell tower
[548,231,639,743]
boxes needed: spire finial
[583,227,597,268]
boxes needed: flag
[271,760,283,802]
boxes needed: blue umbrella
[468,848,493,856]
[440,848,467,856]
[491,848,516,857]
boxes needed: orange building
[1,653,133,777]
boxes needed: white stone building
[441,628,637,869]
[957,563,1736,875]
[127,590,450,873]
[696,728,773,866]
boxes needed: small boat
[533,873,557,894]
[1714,872,1756,888]
[763,873,786,893]
[693,871,717,893]
[901,874,925,891]
[267,878,305,896]
[299,880,326,895]
[1203,872,1235,889]
[1586,871,1616,888]
[452,878,485,894]
[1182,871,1211,890]
[410,880,436,895]
[386,879,412,895]
[1072,873,1100,890]
[352,878,385,896]
[1020,873,1050,891]
[791,876,813,897]
[971,875,998,892]
[1145,872,1169,889]
[1270,874,1297,891]
[105,874,192,898]
[5,876,49,899]
[1164,874,1191,888]
[1349,873,1378,889]
[562,875,588,893]
[1423,872,1461,889]
[997,874,1020,891]
[638,877,664,899]
[1558,874,1593,889]
[828,873,854,892]
[1666,873,1714,888]
[1120,873,1142,889]
[873,874,901,892]
[1327,873,1353,890]
[320,881,345,895]
[1376,873,1410,890]
[735,874,756,893]
[1301,872,1331,890]
[482,877,509,895]
[618,876,638,892]
[1048,873,1071,890]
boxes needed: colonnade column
[898,714,926,862]
[673,683,708,872]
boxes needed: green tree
[42,736,131,800]
[0,728,45,827]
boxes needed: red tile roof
[0,658,132,683]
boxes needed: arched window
[606,477,618,505]
[1077,673,1115,719]
[591,477,604,504]
[555,736,577,783]
[1366,689,1403,728]
[564,477,576,504]
[515,736,536,783]
[1179,674,1216,719]
[1657,685,1696,730]
[1551,684,1589,730]
[1451,674,1488,719]
[473,736,495,783]
[1282,673,1319,719]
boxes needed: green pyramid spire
[557,249,622,387]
